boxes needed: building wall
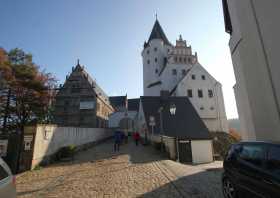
[142,39,171,96]
[54,67,114,128]
[30,125,113,168]
[176,64,228,132]
[191,140,213,164]
[226,0,280,141]
[109,111,137,129]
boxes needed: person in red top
[133,131,140,146]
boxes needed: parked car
[0,157,16,198]
[222,142,280,198]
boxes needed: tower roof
[148,19,171,46]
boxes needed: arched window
[155,58,157,63]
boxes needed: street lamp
[170,103,176,115]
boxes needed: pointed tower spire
[148,19,171,46]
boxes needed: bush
[33,165,42,171]
[55,145,76,161]
[211,132,240,159]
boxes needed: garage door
[178,140,192,163]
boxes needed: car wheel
[223,177,237,198]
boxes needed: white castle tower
[142,19,228,133]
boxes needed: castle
[142,19,228,132]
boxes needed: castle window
[147,50,150,54]
[182,69,187,75]
[155,58,157,63]
[208,90,214,98]
[187,89,193,98]
[147,60,150,64]
[172,69,177,75]
[202,75,206,80]
[192,74,196,80]
[154,47,157,52]
[198,89,203,98]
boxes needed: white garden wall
[30,124,113,167]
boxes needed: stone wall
[25,124,113,169]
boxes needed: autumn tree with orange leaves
[0,48,57,134]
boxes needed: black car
[222,142,280,198]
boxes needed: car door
[237,144,266,198]
[262,145,280,198]
[0,160,16,198]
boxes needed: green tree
[0,48,57,134]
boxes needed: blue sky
[0,0,238,118]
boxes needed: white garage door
[191,140,213,164]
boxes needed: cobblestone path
[16,139,223,198]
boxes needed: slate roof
[73,63,111,105]
[128,98,140,111]
[147,20,172,47]
[140,96,211,140]
[109,96,127,109]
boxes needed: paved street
[16,139,223,198]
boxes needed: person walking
[133,131,140,146]
[114,130,122,151]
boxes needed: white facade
[223,0,280,141]
[142,21,228,132]
[175,64,228,132]
[191,140,213,164]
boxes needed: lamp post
[158,107,164,152]
[169,103,176,115]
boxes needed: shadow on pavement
[49,137,168,168]
[138,168,224,198]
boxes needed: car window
[239,144,265,167]
[267,145,280,177]
[0,164,9,181]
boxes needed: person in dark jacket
[133,131,140,146]
[114,130,122,151]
